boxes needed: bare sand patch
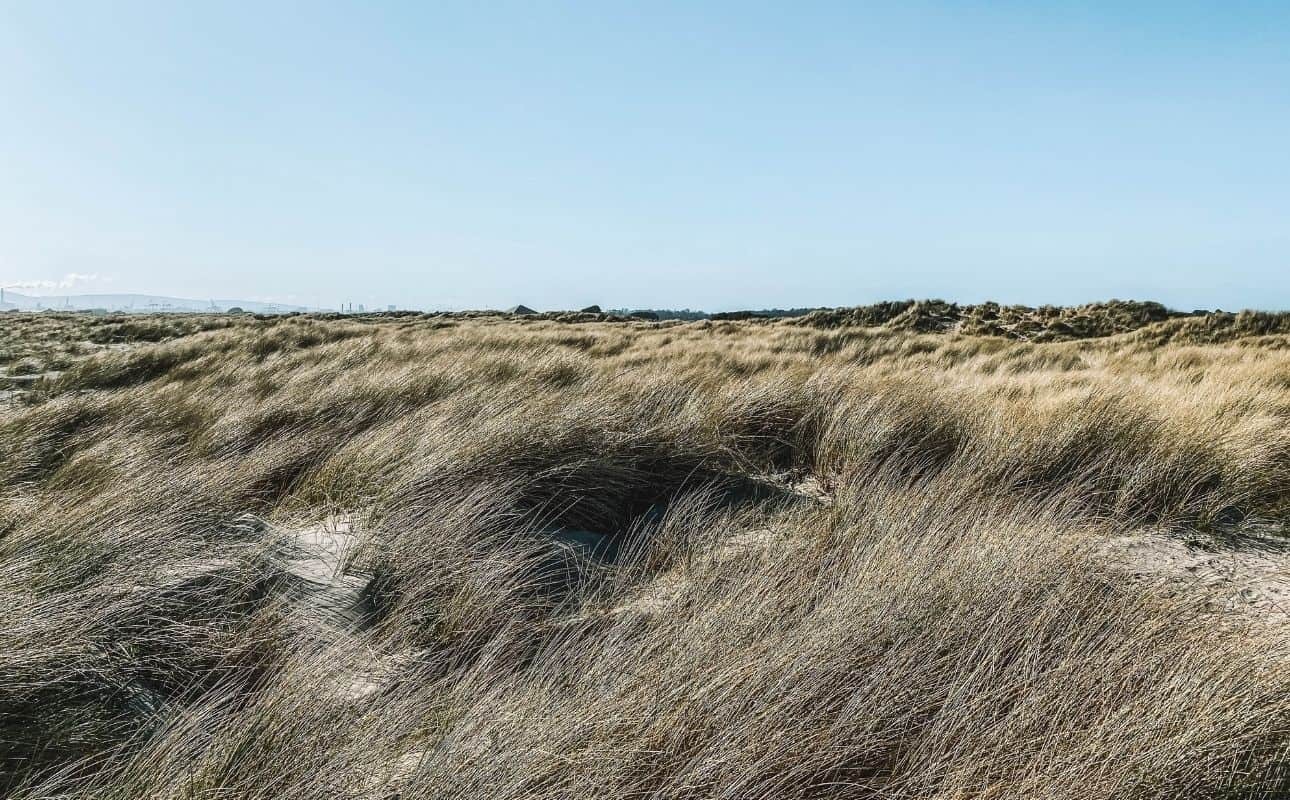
[1101,530,1290,626]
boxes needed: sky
[1,1,1288,312]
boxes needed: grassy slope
[0,311,1287,798]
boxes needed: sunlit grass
[0,307,1286,798]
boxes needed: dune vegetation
[0,305,1287,799]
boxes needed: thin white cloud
[3,273,107,292]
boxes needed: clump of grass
[6,358,42,376]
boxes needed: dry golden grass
[0,309,1287,798]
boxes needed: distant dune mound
[787,299,1290,342]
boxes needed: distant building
[387,304,396,312]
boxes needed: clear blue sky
[2,1,1288,311]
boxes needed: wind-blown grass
[0,307,1286,798]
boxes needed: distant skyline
[3,2,1289,311]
